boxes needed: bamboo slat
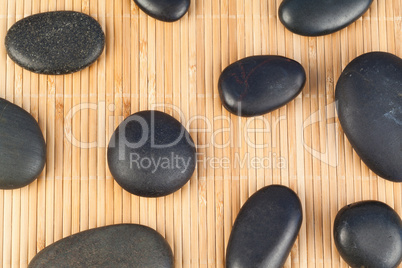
[0,0,401,267]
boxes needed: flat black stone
[218,56,306,117]
[5,11,105,75]
[335,52,402,182]
[28,224,174,268]
[226,185,303,268]
[107,110,196,197]
[334,201,402,268]
[0,98,46,189]
[279,0,373,36]
[134,0,190,22]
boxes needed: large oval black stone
[5,11,105,75]
[218,56,306,117]
[335,52,402,182]
[134,0,190,22]
[279,0,373,36]
[28,224,174,268]
[226,185,303,268]
[107,110,196,197]
[0,98,46,189]
[334,201,402,268]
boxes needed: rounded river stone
[5,11,105,75]
[226,185,303,268]
[107,110,196,197]
[334,201,402,268]
[28,224,174,268]
[335,52,402,182]
[279,0,373,36]
[218,55,306,117]
[0,98,46,189]
[134,0,190,22]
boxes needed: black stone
[107,110,196,197]
[279,0,373,36]
[218,56,306,117]
[335,52,402,182]
[28,224,174,268]
[5,11,105,75]
[0,98,46,189]
[226,185,303,268]
[134,0,190,22]
[334,201,402,268]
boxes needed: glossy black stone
[334,201,402,268]
[226,185,303,268]
[279,0,373,36]
[134,0,190,22]
[28,224,174,268]
[107,110,196,197]
[0,98,46,189]
[5,11,105,75]
[335,52,402,182]
[218,56,306,117]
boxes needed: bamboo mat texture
[0,0,401,267]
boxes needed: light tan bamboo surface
[0,0,401,267]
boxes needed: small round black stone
[28,224,174,268]
[5,11,105,75]
[107,110,196,197]
[218,55,306,117]
[279,0,373,36]
[226,185,303,268]
[0,98,46,189]
[134,0,190,22]
[335,52,402,182]
[334,201,402,268]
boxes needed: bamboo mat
[0,0,401,267]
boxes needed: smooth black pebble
[279,0,373,36]
[218,55,306,117]
[107,110,196,197]
[336,52,402,182]
[226,185,303,268]
[134,0,190,22]
[5,11,105,75]
[334,201,402,268]
[28,224,174,268]
[0,98,46,189]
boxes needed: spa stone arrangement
[1,0,401,267]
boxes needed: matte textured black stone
[5,11,105,75]
[218,55,306,117]
[335,52,402,182]
[226,185,303,268]
[134,0,190,22]
[107,110,196,197]
[28,224,174,268]
[334,201,402,268]
[279,0,373,36]
[0,98,46,189]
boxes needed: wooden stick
[212,0,224,266]
[88,0,99,229]
[79,0,90,232]
[195,0,207,266]
[122,0,132,225]
[113,0,123,226]
[180,10,191,268]
[220,0,232,262]
[188,2,200,267]
[96,0,106,229]
[130,0,140,226]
